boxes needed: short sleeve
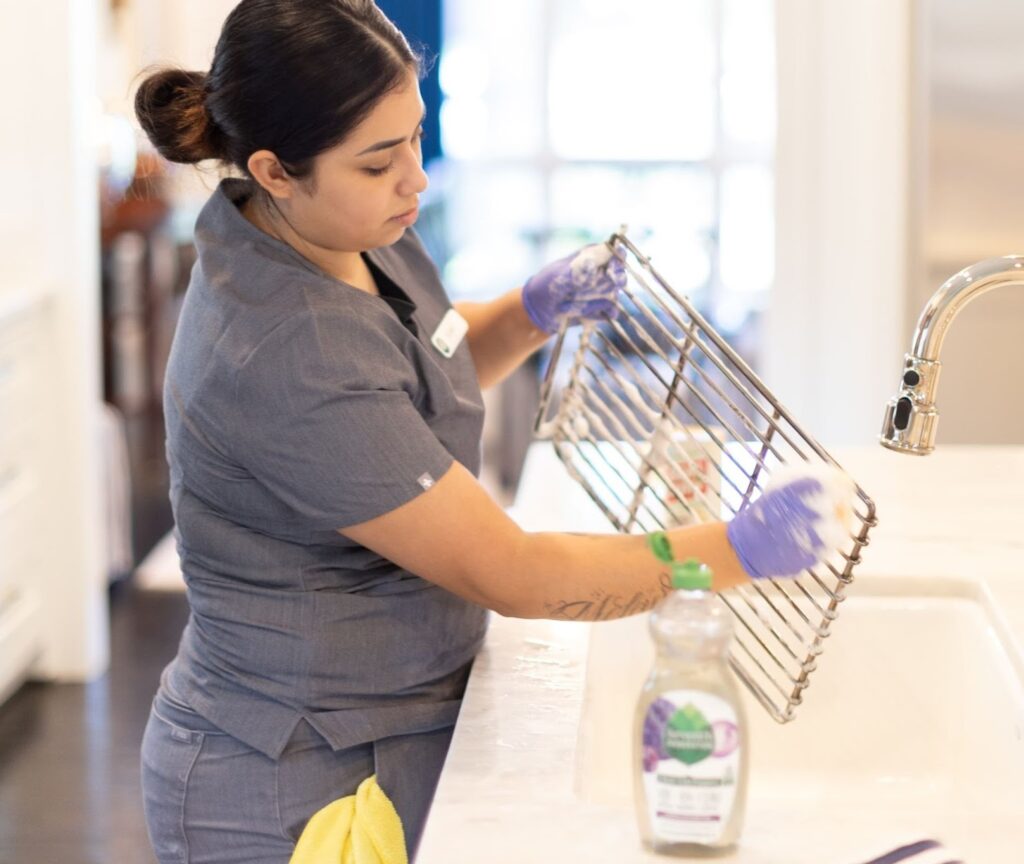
[234,309,454,530]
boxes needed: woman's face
[284,69,429,253]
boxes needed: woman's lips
[392,207,419,226]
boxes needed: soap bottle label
[641,690,740,844]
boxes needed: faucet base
[879,437,933,456]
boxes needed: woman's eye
[364,162,394,177]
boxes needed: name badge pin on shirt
[431,308,468,359]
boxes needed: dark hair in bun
[133,0,420,177]
[135,69,223,164]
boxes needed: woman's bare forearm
[340,461,748,623]
[455,290,549,390]
[505,522,748,621]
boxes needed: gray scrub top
[161,178,489,760]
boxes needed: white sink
[574,575,1024,862]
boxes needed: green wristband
[647,531,675,564]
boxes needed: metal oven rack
[534,231,878,722]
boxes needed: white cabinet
[0,294,46,704]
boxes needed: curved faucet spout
[911,255,1024,362]
[881,255,1024,454]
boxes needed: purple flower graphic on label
[642,744,660,773]
[641,698,675,772]
[711,720,739,757]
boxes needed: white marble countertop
[415,444,1024,863]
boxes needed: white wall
[0,0,108,681]
[768,0,913,447]
[111,0,240,212]
[0,0,239,686]
[104,0,236,113]
[0,0,238,686]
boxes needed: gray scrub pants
[141,690,454,864]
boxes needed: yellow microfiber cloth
[288,774,408,864]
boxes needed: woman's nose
[398,152,429,196]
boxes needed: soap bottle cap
[671,558,713,591]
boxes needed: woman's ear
[247,150,293,199]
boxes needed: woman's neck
[240,195,376,294]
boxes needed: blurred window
[439,0,775,346]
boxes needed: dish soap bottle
[634,540,748,856]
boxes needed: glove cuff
[521,281,558,334]
[726,516,766,581]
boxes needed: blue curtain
[377,0,444,166]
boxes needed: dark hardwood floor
[0,585,190,864]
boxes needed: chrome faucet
[881,255,1024,454]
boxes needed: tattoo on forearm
[543,571,673,622]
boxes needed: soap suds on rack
[570,244,613,282]
[764,462,856,557]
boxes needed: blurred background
[0,1,1022,861]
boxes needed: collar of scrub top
[362,252,419,337]
[220,179,420,337]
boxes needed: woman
[134,1,844,861]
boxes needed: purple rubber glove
[726,472,847,580]
[522,243,627,334]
